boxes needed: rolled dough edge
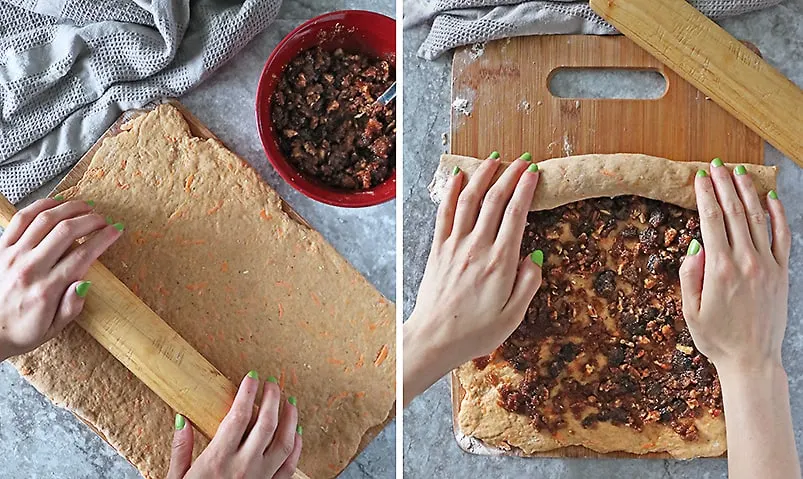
[429,154,778,211]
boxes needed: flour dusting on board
[563,134,574,156]
[452,98,472,117]
[518,100,532,113]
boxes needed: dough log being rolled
[429,154,778,211]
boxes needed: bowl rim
[255,9,397,208]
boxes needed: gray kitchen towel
[0,0,282,203]
[406,0,784,60]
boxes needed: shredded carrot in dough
[374,344,389,367]
[207,200,224,215]
[185,282,208,292]
[327,391,349,407]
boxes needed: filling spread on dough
[474,196,723,442]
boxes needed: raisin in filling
[480,196,722,441]
[272,47,395,190]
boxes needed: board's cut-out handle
[548,67,668,100]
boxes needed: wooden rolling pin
[590,0,803,168]
[0,194,310,479]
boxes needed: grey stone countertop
[0,1,396,478]
[402,2,803,478]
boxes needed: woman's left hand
[0,198,122,361]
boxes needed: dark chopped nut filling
[272,47,395,190]
[482,196,722,441]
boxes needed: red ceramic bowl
[255,10,396,208]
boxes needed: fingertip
[168,414,194,479]
[75,281,92,298]
[680,239,705,277]
[262,377,281,401]
[686,238,702,257]
[51,280,89,334]
[175,413,186,431]
[529,249,544,268]
[238,370,261,395]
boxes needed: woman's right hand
[679,160,790,374]
[678,159,798,479]
[167,371,302,479]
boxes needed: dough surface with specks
[10,104,395,479]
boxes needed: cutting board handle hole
[548,68,667,100]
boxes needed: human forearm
[403,312,461,407]
[718,361,800,479]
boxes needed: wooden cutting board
[450,35,764,165]
[449,35,763,459]
[49,99,391,473]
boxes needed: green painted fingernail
[105,216,113,225]
[527,163,539,173]
[711,157,723,167]
[687,239,702,256]
[452,166,460,176]
[530,250,544,267]
[489,151,500,159]
[267,376,278,384]
[247,370,258,379]
[175,414,186,430]
[696,169,707,178]
[734,165,747,176]
[112,222,125,232]
[86,200,96,207]
[296,425,303,435]
[75,281,92,298]
[288,396,297,406]
[769,190,778,200]
[53,194,64,201]
[520,152,532,162]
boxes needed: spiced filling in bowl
[271,46,395,191]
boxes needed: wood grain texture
[450,35,764,165]
[449,35,763,460]
[589,0,803,167]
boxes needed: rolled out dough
[433,153,778,458]
[10,104,395,478]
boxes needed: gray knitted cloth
[0,0,282,203]
[405,0,784,59]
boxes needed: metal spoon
[375,82,396,106]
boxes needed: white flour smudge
[452,98,472,117]
[518,100,532,113]
[562,134,574,156]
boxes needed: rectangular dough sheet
[10,104,395,478]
